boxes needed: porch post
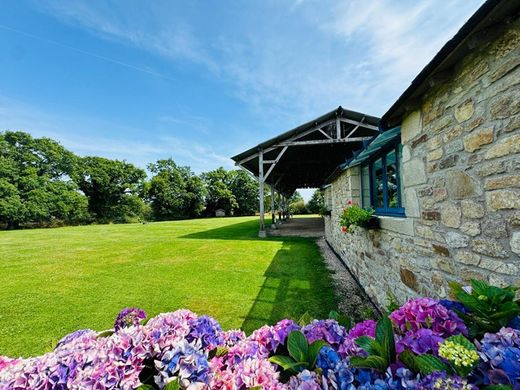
[270,185,276,227]
[258,150,266,237]
[277,192,282,224]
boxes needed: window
[361,143,405,217]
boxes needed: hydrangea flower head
[114,307,147,331]
[302,319,347,347]
[438,340,479,369]
[417,371,477,389]
[187,315,224,350]
[340,319,376,356]
[390,298,467,337]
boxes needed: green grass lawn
[0,216,337,357]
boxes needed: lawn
[0,216,338,357]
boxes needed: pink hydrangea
[389,297,467,337]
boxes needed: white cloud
[36,0,483,123]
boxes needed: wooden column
[270,186,276,226]
[277,192,282,223]
[258,150,266,237]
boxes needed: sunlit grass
[0,217,337,357]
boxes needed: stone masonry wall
[324,19,520,309]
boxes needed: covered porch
[231,106,380,237]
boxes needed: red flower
[341,226,348,233]
[347,200,352,205]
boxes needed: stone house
[323,0,519,308]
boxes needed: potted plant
[339,200,379,233]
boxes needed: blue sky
[0,1,483,199]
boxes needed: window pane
[386,149,398,208]
[361,165,370,208]
[373,158,384,208]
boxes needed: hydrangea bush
[1,280,519,389]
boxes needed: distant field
[0,216,337,357]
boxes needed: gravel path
[316,237,380,322]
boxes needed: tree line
[0,131,261,229]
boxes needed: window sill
[375,215,414,236]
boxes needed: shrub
[1,280,519,389]
[339,200,374,233]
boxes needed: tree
[201,168,238,216]
[307,189,325,214]
[0,131,89,228]
[289,191,304,204]
[147,158,206,220]
[73,156,146,223]
[228,170,258,216]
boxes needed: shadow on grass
[180,219,261,240]
[181,219,338,333]
[240,240,337,333]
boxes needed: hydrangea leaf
[307,340,329,368]
[164,379,180,390]
[350,355,387,371]
[287,331,308,362]
[354,336,381,356]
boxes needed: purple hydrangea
[155,339,210,388]
[187,315,224,350]
[114,307,147,331]
[302,319,347,349]
[417,371,477,389]
[55,329,97,349]
[340,319,376,356]
[396,328,445,355]
[474,327,520,388]
[439,299,471,315]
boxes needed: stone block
[445,139,464,155]
[422,211,441,221]
[401,110,422,143]
[411,134,428,148]
[461,199,485,218]
[445,231,470,248]
[427,135,443,151]
[490,92,520,119]
[403,159,427,186]
[460,221,481,237]
[464,116,484,132]
[486,190,520,211]
[427,148,443,161]
[446,170,482,200]
[485,134,520,160]
[511,232,520,255]
[484,175,520,190]
[433,188,448,202]
[482,216,508,239]
[477,160,507,177]
[490,56,520,83]
[432,244,450,257]
[471,238,509,258]
[444,126,464,142]
[440,202,461,228]
[439,155,459,169]
[479,258,518,275]
[400,267,419,292]
[403,188,420,218]
[463,128,494,152]
[454,250,480,265]
[455,99,475,123]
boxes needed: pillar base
[258,230,267,238]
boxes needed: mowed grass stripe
[0,216,337,357]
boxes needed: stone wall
[324,19,520,308]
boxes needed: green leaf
[249,387,263,390]
[297,312,313,327]
[328,310,340,320]
[482,385,513,390]
[375,317,396,364]
[354,336,381,356]
[268,355,306,373]
[97,330,115,338]
[350,355,387,371]
[164,379,180,390]
[287,331,309,362]
[135,385,155,390]
[399,350,421,373]
[414,354,452,375]
[307,340,329,368]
